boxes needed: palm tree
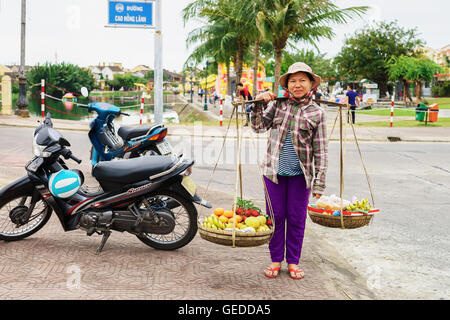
[239,0,272,98]
[256,0,369,95]
[183,0,255,95]
[184,20,236,97]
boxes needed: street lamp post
[187,65,194,104]
[182,73,186,97]
[15,0,29,117]
[190,74,194,103]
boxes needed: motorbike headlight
[32,135,51,158]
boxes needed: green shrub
[27,62,95,98]
[432,81,450,97]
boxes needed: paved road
[181,135,450,300]
[0,126,448,299]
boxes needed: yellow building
[0,64,12,76]
[215,62,273,97]
[130,65,152,74]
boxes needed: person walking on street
[237,82,253,126]
[346,85,360,124]
[250,62,328,280]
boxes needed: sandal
[264,266,281,279]
[288,267,304,280]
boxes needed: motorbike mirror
[43,112,53,127]
[59,137,71,147]
[80,87,89,97]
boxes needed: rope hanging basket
[305,99,380,230]
[196,100,275,248]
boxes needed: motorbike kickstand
[96,230,111,255]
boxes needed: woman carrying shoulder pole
[250,62,328,279]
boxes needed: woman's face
[287,72,312,99]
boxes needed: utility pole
[15,0,29,117]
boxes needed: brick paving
[0,182,378,300]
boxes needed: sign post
[106,0,163,124]
[153,0,163,124]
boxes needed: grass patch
[358,97,450,116]
[358,109,415,116]
[426,97,450,109]
[355,117,450,127]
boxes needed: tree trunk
[234,40,244,95]
[403,80,408,104]
[274,47,283,96]
[226,61,231,98]
[252,40,260,99]
[406,81,413,103]
[378,81,388,99]
[415,80,421,103]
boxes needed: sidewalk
[0,168,376,300]
[1,112,449,142]
[0,112,381,300]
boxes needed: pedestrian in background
[346,84,360,124]
[250,62,328,280]
[237,82,253,126]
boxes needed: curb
[1,118,449,143]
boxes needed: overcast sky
[1,0,449,73]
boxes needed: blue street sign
[108,1,153,27]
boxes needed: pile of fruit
[344,198,371,212]
[201,198,273,233]
[313,195,375,216]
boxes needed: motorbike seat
[92,155,178,185]
[117,124,163,141]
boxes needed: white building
[90,63,125,81]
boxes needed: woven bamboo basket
[198,223,273,247]
[307,206,379,229]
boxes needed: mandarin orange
[223,210,234,218]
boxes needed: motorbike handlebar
[61,148,82,164]
[69,153,82,164]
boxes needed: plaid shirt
[250,98,328,194]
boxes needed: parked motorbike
[0,112,210,253]
[78,87,173,166]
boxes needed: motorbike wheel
[0,194,52,241]
[136,190,198,250]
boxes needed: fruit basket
[198,225,273,247]
[305,100,380,230]
[307,196,379,229]
[198,201,274,247]
[196,101,276,248]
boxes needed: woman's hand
[256,91,276,103]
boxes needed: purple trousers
[264,175,310,264]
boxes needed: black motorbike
[0,112,210,253]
